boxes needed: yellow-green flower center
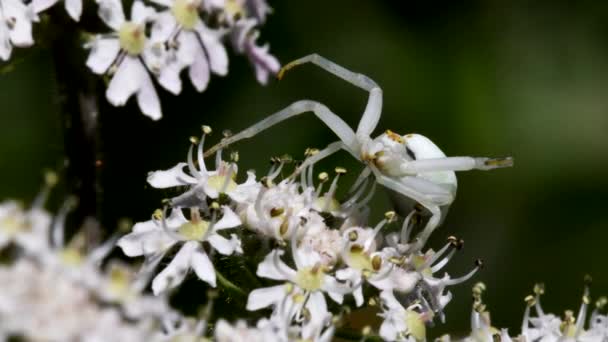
[411,254,433,277]
[404,310,426,341]
[178,220,210,240]
[108,267,131,299]
[59,248,84,266]
[0,215,24,236]
[295,266,324,291]
[118,21,146,55]
[171,0,201,30]
[347,245,374,271]
[314,196,340,212]
[225,0,246,19]
[206,175,238,193]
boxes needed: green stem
[215,269,247,297]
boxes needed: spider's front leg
[399,156,514,174]
[278,54,384,138]
[203,100,357,158]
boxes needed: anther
[201,125,212,134]
[362,326,372,336]
[189,136,199,145]
[584,274,593,285]
[153,208,163,220]
[222,129,232,138]
[525,295,536,307]
[384,211,396,222]
[335,167,347,174]
[230,151,239,162]
[596,296,607,310]
[371,255,382,271]
[348,230,358,241]
[582,295,590,305]
[304,148,319,157]
[318,172,329,182]
[534,283,545,296]
[475,259,484,269]
[44,170,59,187]
[368,297,378,306]
[210,202,220,210]
[161,198,172,206]
[270,207,284,217]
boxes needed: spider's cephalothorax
[203,54,513,251]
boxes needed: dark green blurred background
[2,0,608,338]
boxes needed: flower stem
[215,269,247,297]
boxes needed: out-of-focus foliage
[1,0,607,338]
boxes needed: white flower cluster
[438,282,608,342]
[116,127,486,341]
[4,0,279,120]
[0,175,296,341]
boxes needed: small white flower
[148,0,229,94]
[0,200,51,255]
[246,231,351,327]
[0,0,38,61]
[85,0,162,120]
[118,206,242,294]
[231,18,279,85]
[147,133,255,205]
[32,0,82,21]
[379,291,429,342]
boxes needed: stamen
[430,249,457,273]
[187,143,201,177]
[534,283,546,316]
[350,182,376,212]
[443,259,482,286]
[215,149,223,170]
[219,164,235,194]
[347,167,371,195]
[307,162,314,190]
[341,177,369,210]
[197,133,208,174]
[400,210,417,244]
[291,223,305,270]
[363,218,388,252]
[575,276,592,336]
[323,169,343,212]
[52,196,78,248]
[315,172,329,198]
[268,162,284,181]
[417,240,453,272]
[32,170,58,209]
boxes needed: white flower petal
[158,58,185,95]
[246,284,285,311]
[148,0,172,7]
[190,249,216,287]
[31,0,58,13]
[151,241,196,295]
[176,31,198,66]
[64,0,82,20]
[0,25,13,61]
[196,22,228,76]
[147,162,197,188]
[256,249,294,281]
[188,46,210,92]
[302,292,330,339]
[5,0,34,47]
[150,11,176,42]
[207,233,241,255]
[85,37,120,74]
[213,206,241,230]
[96,0,125,30]
[117,229,176,257]
[130,0,154,25]
[106,57,142,107]
[136,70,162,120]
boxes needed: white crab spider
[204,54,513,251]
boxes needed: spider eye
[406,146,416,160]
